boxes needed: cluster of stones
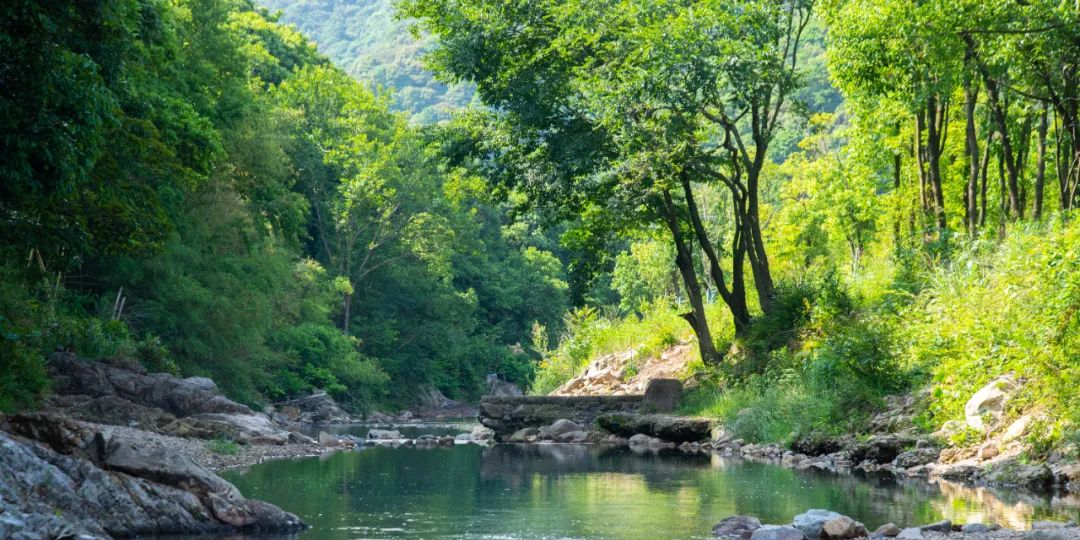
[713,510,1078,540]
[314,425,498,448]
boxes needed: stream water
[213,424,1080,540]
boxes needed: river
[212,423,1080,540]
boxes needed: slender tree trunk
[980,130,993,229]
[970,53,1023,218]
[915,111,929,213]
[743,166,775,315]
[342,293,352,334]
[892,152,902,244]
[924,96,948,231]
[1033,104,1049,219]
[964,69,981,237]
[660,190,722,364]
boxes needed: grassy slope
[534,218,1080,458]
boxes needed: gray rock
[919,520,951,533]
[288,431,317,445]
[471,426,495,441]
[596,413,713,442]
[367,429,403,440]
[0,415,304,538]
[1032,522,1071,530]
[48,352,251,418]
[554,430,590,443]
[643,378,683,412]
[961,524,989,533]
[793,510,843,539]
[964,376,1017,430]
[896,528,923,540]
[893,448,940,469]
[486,374,524,398]
[873,523,901,537]
[713,516,763,539]
[183,377,218,392]
[273,393,353,424]
[539,419,583,440]
[1026,531,1067,540]
[849,435,917,464]
[164,413,288,444]
[822,516,868,539]
[753,525,808,540]
[318,431,338,447]
[508,427,538,443]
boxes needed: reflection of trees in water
[479,444,711,479]
[218,445,1080,540]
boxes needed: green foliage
[0,0,567,413]
[207,437,241,455]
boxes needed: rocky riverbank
[710,509,1079,540]
[0,412,306,540]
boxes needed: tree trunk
[925,96,948,231]
[680,176,751,331]
[743,166,775,315]
[660,190,723,364]
[342,292,352,334]
[1033,104,1048,219]
[964,69,980,237]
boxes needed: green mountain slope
[258,0,474,123]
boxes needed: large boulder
[48,352,252,419]
[793,510,843,539]
[162,413,288,444]
[714,516,763,539]
[822,516,868,539]
[0,413,304,538]
[539,419,583,440]
[964,376,1017,431]
[643,379,683,412]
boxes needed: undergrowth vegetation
[535,218,1080,450]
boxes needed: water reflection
[201,443,1080,540]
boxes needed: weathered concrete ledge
[479,395,645,439]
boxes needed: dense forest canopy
[0,0,565,411]
[2,0,1080,452]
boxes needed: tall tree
[404,0,813,363]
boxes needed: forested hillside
[4,0,1080,460]
[256,0,474,123]
[404,0,1080,454]
[0,0,565,412]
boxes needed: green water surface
[218,440,1080,540]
